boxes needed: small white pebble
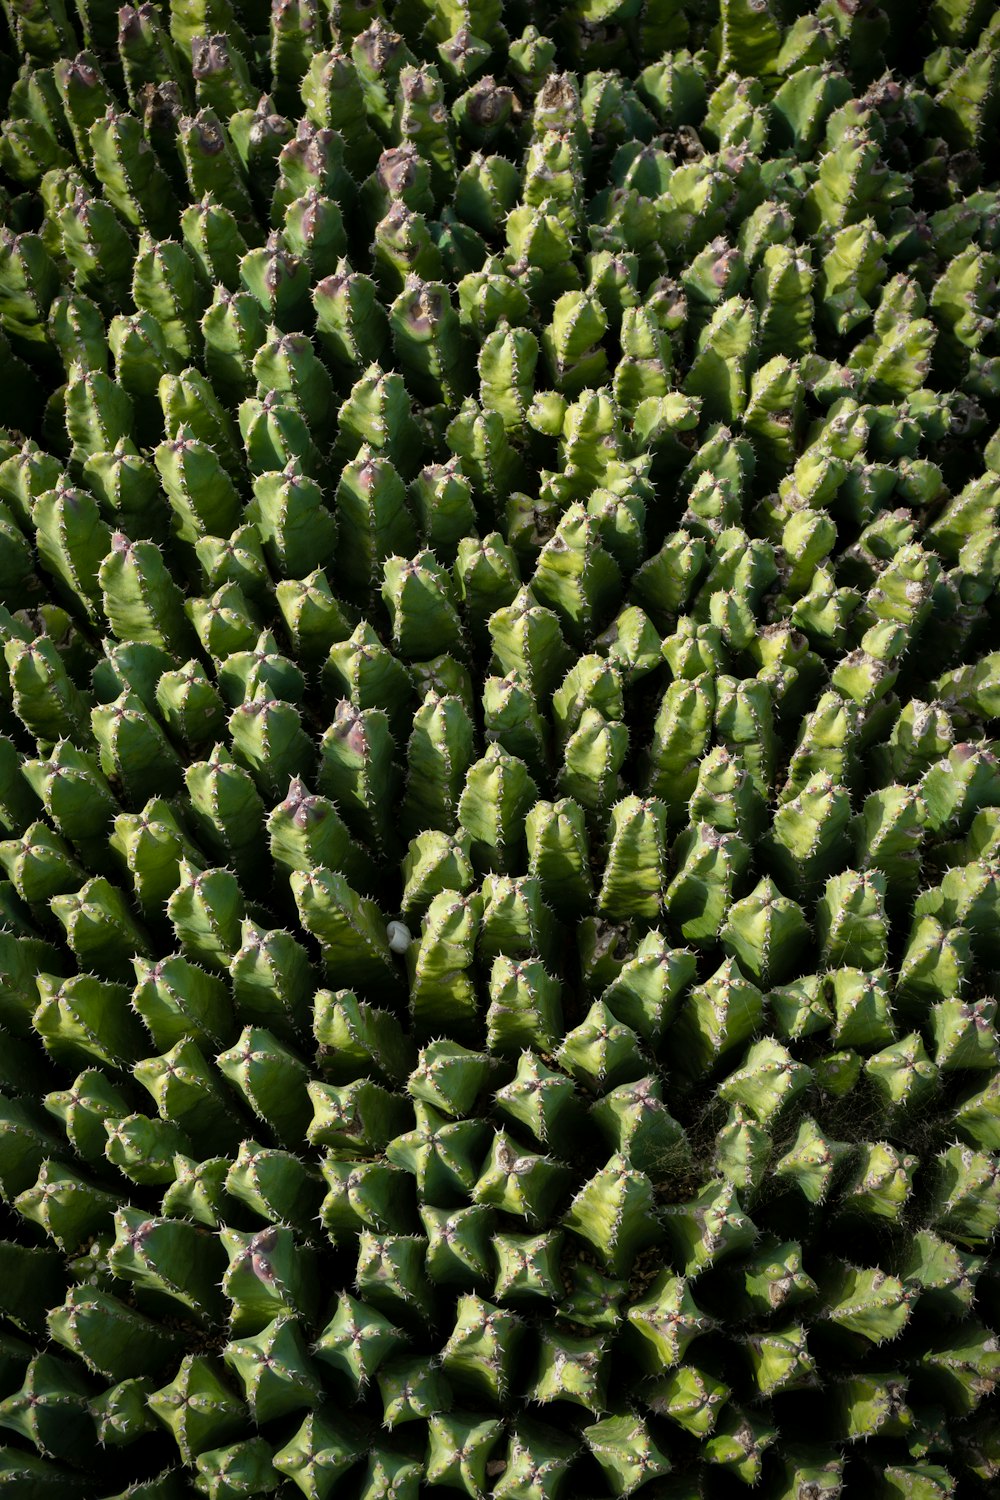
[386,920,412,954]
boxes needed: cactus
[0,4,1000,1498]
[47,1284,181,1381]
[147,1354,246,1464]
[15,1158,118,1256]
[0,1350,93,1461]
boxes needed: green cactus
[131,951,234,1054]
[33,969,145,1070]
[147,1355,247,1464]
[108,1207,226,1322]
[216,1025,312,1147]
[47,1284,181,1380]
[0,1350,94,1461]
[217,630,305,708]
[3,1131,71,1242]
[161,1153,230,1228]
[1,5,1000,1498]
[0,820,84,906]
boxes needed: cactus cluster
[1,0,1000,1495]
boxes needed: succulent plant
[1,1,1000,1497]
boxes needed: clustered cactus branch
[0,0,999,1497]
